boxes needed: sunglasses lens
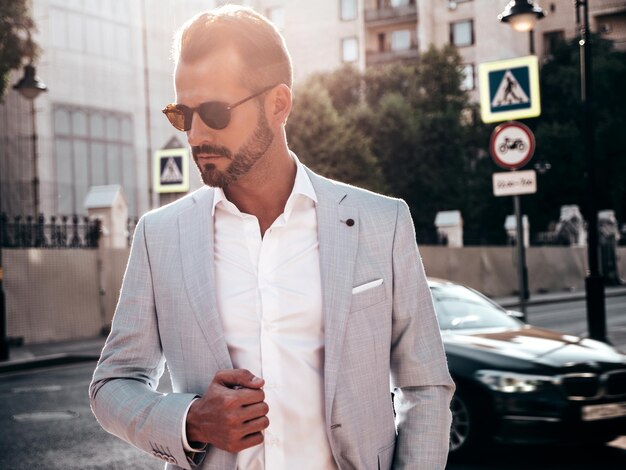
[163,107,189,131]
[199,102,230,130]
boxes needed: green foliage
[529,35,626,230]
[286,81,387,193]
[0,0,39,100]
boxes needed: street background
[1,1,626,469]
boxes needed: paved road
[0,363,165,469]
[525,295,626,348]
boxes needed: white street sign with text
[493,170,537,197]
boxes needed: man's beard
[191,108,274,188]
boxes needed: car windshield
[430,284,522,330]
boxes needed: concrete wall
[5,249,101,344]
[4,247,129,344]
[4,246,626,344]
[422,246,626,298]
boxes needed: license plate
[582,402,626,421]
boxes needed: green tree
[529,36,626,231]
[0,0,39,100]
[286,81,387,193]
[308,64,363,112]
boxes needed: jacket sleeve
[390,200,456,469]
[89,216,205,469]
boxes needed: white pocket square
[352,279,383,294]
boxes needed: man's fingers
[237,431,264,451]
[241,401,269,422]
[215,369,264,389]
[234,387,265,406]
[242,415,270,435]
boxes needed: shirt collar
[211,152,317,217]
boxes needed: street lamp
[13,63,47,100]
[499,0,546,54]
[498,0,545,32]
[499,1,608,343]
[0,29,47,361]
[13,29,47,218]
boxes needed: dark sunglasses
[162,84,277,132]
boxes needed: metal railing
[0,213,101,249]
[364,2,417,24]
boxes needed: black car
[428,279,626,458]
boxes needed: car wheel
[449,389,491,459]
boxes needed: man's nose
[186,111,216,146]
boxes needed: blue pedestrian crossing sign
[479,55,541,123]
[154,148,190,193]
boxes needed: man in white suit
[90,5,455,469]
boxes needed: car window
[430,285,522,330]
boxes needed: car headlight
[475,370,555,393]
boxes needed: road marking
[12,410,79,422]
[12,385,62,393]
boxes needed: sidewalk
[0,336,105,374]
[2,285,626,374]
[495,284,626,308]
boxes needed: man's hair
[172,5,293,90]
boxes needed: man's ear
[268,84,292,126]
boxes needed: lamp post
[0,31,47,361]
[575,0,607,343]
[499,1,608,343]
[13,34,48,217]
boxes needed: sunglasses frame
[162,84,278,132]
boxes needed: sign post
[490,121,537,319]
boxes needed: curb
[0,353,100,375]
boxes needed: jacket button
[346,219,354,227]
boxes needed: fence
[0,213,100,248]
[418,227,626,247]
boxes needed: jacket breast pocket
[349,282,386,313]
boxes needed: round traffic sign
[489,121,535,170]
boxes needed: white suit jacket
[89,168,455,470]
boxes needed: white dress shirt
[198,157,337,469]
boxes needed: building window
[50,7,131,62]
[390,0,411,7]
[543,30,565,56]
[267,7,285,30]
[53,105,137,216]
[450,19,474,47]
[460,64,474,90]
[391,29,411,51]
[342,37,359,62]
[340,0,357,20]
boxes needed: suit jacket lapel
[178,187,232,371]
[307,169,359,424]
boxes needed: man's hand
[185,369,269,453]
